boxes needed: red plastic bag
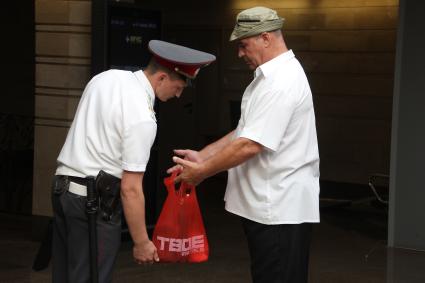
[152,172,209,263]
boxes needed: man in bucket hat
[51,40,215,283]
[171,6,319,283]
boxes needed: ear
[261,32,271,47]
[153,72,167,91]
[158,72,167,81]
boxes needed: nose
[238,48,244,58]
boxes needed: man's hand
[133,240,159,264]
[167,149,203,174]
[172,156,207,186]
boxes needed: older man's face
[237,35,265,70]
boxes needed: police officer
[51,40,215,283]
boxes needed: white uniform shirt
[224,50,320,224]
[56,70,157,178]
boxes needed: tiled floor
[1,177,424,283]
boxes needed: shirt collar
[255,49,295,78]
[134,70,155,105]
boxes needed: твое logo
[156,235,205,255]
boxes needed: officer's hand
[133,240,159,264]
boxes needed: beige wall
[33,0,398,216]
[33,0,91,216]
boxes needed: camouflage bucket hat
[229,6,284,41]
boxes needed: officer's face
[237,35,266,70]
[157,74,187,102]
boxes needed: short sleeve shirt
[224,50,320,224]
[55,70,157,178]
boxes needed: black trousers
[242,219,312,283]
[51,176,122,283]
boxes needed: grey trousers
[51,176,122,283]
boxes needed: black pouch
[96,170,121,222]
[52,175,69,195]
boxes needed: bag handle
[164,171,178,189]
[163,172,195,197]
[180,181,195,197]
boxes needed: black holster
[96,170,121,222]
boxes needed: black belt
[68,176,89,186]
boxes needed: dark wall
[0,2,35,214]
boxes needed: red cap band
[153,55,201,79]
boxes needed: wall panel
[229,0,398,9]
[33,0,91,217]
